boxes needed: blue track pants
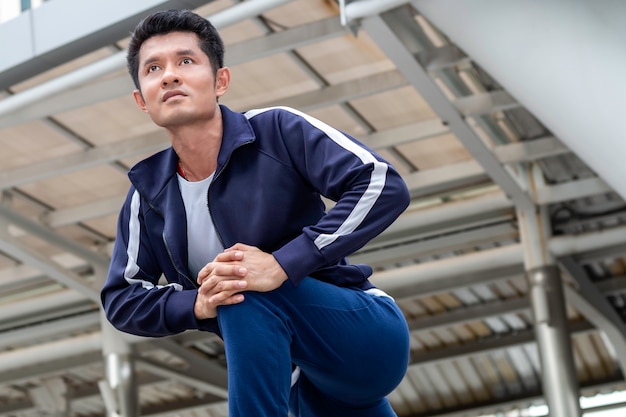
[217,277,410,417]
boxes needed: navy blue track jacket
[101,105,410,337]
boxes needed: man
[101,8,411,417]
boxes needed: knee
[216,291,285,330]
[216,292,293,359]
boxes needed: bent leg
[282,279,409,416]
[217,278,409,417]
[217,294,293,417]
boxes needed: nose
[161,69,180,87]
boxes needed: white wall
[0,0,21,23]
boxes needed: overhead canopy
[415,0,626,199]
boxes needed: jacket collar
[127,105,256,202]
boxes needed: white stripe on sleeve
[245,106,388,250]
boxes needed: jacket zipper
[144,139,253,288]
[207,139,254,249]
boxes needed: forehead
[139,31,202,60]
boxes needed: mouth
[162,90,187,102]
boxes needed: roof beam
[359,118,449,149]
[0,204,109,270]
[0,312,100,351]
[406,296,529,334]
[251,69,408,111]
[0,228,100,301]
[410,320,594,365]
[534,177,613,205]
[493,136,568,164]
[41,196,126,228]
[367,190,513,248]
[0,76,136,129]
[136,358,228,399]
[226,16,347,66]
[416,44,470,71]
[0,13,346,129]
[403,160,488,199]
[0,131,170,190]
[0,289,95,332]
[559,256,626,378]
[148,338,228,392]
[0,203,110,295]
[351,222,517,267]
[0,373,165,415]
[453,90,519,117]
[372,224,626,299]
[361,11,534,210]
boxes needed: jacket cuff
[164,290,219,334]
[273,234,326,286]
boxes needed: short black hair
[126,9,225,90]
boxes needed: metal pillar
[517,164,581,417]
[100,310,139,417]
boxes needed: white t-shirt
[177,173,224,279]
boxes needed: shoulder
[128,147,177,198]
[130,147,175,172]
[243,106,334,140]
[243,106,308,123]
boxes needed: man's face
[133,31,228,128]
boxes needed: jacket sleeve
[101,187,220,337]
[269,107,410,285]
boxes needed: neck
[170,121,222,182]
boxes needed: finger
[202,276,247,294]
[213,250,243,262]
[224,243,252,252]
[197,262,217,284]
[199,263,247,286]
[208,287,246,304]
[218,293,245,305]
[209,264,247,280]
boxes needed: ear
[215,67,231,98]
[133,90,148,113]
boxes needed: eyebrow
[141,49,198,68]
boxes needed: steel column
[100,312,138,417]
[517,164,581,417]
[525,265,581,417]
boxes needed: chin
[154,113,194,128]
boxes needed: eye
[148,65,160,73]
[182,58,192,65]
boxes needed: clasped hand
[193,243,288,320]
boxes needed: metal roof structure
[1,0,625,416]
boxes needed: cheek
[139,76,160,95]
[139,88,160,111]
